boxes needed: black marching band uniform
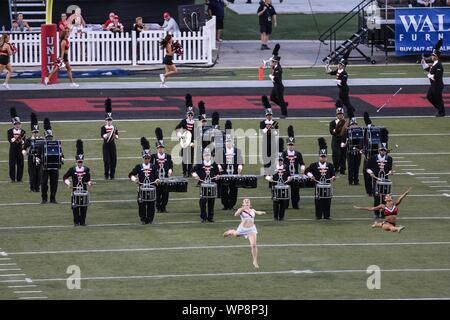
[282,125,305,209]
[260,95,279,174]
[128,138,159,224]
[306,138,336,220]
[362,112,375,195]
[151,128,173,213]
[326,57,355,115]
[63,140,92,226]
[7,108,26,182]
[39,118,64,204]
[269,44,288,118]
[175,94,195,177]
[101,98,119,180]
[266,138,290,221]
[192,148,220,222]
[219,120,244,210]
[422,39,446,117]
[343,110,362,185]
[22,113,43,192]
[329,105,347,175]
[366,137,393,219]
[198,100,209,151]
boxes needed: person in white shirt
[160,12,180,34]
[416,0,435,7]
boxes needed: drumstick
[376,87,402,113]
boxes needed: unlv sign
[40,24,58,84]
[395,8,450,56]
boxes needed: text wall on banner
[395,7,450,56]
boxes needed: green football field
[0,117,449,299]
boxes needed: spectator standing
[58,13,70,32]
[68,8,86,33]
[103,12,115,30]
[16,13,32,32]
[208,0,227,42]
[160,12,180,34]
[133,17,149,35]
[106,16,124,33]
[417,0,435,6]
[257,0,277,50]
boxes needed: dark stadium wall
[1,1,10,30]
[53,0,195,30]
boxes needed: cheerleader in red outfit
[354,187,411,233]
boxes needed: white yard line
[8,285,37,288]
[0,263,16,266]
[7,242,450,256]
[0,269,22,271]
[24,268,450,284]
[14,291,43,294]
[18,296,48,299]
[0,216,449,231]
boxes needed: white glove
[102,134,108,139]
[168,169,173,176]
[218,165,223,172]
[421,59,429,70]
[269,74,274,82]
[262,128,268,134]
[22,150,27,156]
[341,142,346,148]
[427,73,435,80]
[335,79,342,86]
[265,175,273,182]
[115,134,119,139]
[307,172,314,179]
[325,64,332,73]
[238,165,243,173]
[130,175,137,182]
[35,158,40,165]
[11,138,15,143]
[88,181,93,186]
[366,169,373,175]
[64,179,71,186]
[176,131,182,138]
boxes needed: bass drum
[43,140,62,170]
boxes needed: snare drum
[220,174,240,186]
[138,185,156,202]
[315,183,333,199]
[241,175,257,189]
[200,182,217,198]
[272,184,290,201]
[43,140,62,170]
[375,179,392,195]
[160,177,188,192]
[72,190,89,207]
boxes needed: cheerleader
[44,29,79,87]
[159,33,178,88]
[223,198,267,269]
[0,33,14,89]
[354,187,411,232]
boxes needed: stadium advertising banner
[395,8,450,56]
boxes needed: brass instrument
[335,119,347,137]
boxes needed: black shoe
[292,206,299,210]
[41,200,47,204]
[50,200,58,204]
[74,223,79,227]
[80,223,86,226]
[141,221,146,225]
[354,181,360,185]
[280,114,286,119]
[105,176,109,180]
[201,219,207,223]
[222,207,228,210]
[324,217,332,220]
[110,176,115,180]
[436,113,445,117]
[368,193,373,197]
[208,219,214,223]
[340,170,346,175]
[315,217,322,220]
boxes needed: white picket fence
[7,17,215,67]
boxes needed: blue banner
[395,8,450,56]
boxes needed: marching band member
[22,113,43,192]
[39,118,64,204]
[260,95,279,175]
[282,125,305,209]
[175,94,195,178]
[128,138,160,225]
[63,140,93,227]
[421,39,446,117]
[265,138,292,221]
[343,111,362,185]
[218,121,244,210]
[198,101,209,151]
[101,98,119,180]
[159,33,178,88]
[44,29,79,88]
[0,33,15,89]
[366,139,393,220]
[305,138,336,220]
[223,198,267,269]
[329,104,347,175]
[7,108,26,183]
[269,51,288,119]
[192,147,220,223]
[354,187,410,233]
[326,57,355,115]
[151,128,173,213]
[363,112,374,196]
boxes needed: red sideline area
[12,93,449,113]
